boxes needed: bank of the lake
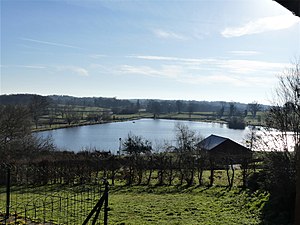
[33,113,229,133]
[38,118,250,153]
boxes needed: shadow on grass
[109,183,234,195]
[259,192,295,225]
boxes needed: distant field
[33,105,266,132]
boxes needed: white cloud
[131,55,181,61]
[20,38,83,49]
[218,60,290,74]
[1,64,46,69]
[89,54,107,59]
[119,64,182,79]
[153,29,187,40]
[116,56,290,89]
[57,66,89,76]
[119,65,159,77]
[221,14,300,38]
[129,55,289,74]
[196,74,248,87]
[228,51,261,56]
[130,55,217,64]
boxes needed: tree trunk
[210,168,214,186]
[209,159,214,186]
[241,160,249,188]
[158,170,164,185]
[187,169,194,186]
[226,165,231,187]
[230,163,235,189]
[137,170,143,185]
[197,167,203,186]
[168,157,174,186]
[147,168,152,185]
[147,156,153,185]
[111,170,115,186]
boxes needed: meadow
[108,185,267,225]
[0,170,268,225]
[35,105,266,132]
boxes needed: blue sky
[1,0,300,104]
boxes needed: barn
[197,134,253,187]
[197,134,252,162]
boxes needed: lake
[38,119,251,153]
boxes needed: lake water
[38,119,251,153]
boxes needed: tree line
[0,94,267,116]
[0,93,266,131]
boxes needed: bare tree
[29,95,49,129]
[228,102,236,118]
[176,100,183,114]
[188,102,196,120]
[217,101,226,118]
[0,105,55,162]
[174,124,202,186]
[267,60,300,224]
[248,101,261,118]
[0,105,31,147]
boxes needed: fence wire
[0,163,107,225]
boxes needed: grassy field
[108,185,268,225]
[0,185,268,225]
[0,170,269,224]
[33,103,266,132]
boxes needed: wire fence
[0,163,108,225]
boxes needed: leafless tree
[217,101,226,118]
[188,102,196,120]
[29,95,49,129]
[174,124,202,186]
[248,101,261,118]
[0,105,55,163]
[228,102,236,118]
[267,60,300,224]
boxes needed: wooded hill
[0,94,269,114]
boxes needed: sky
[1,0,300,104]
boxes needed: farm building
[198,134,253,186]
[197,134,252,163]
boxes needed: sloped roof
[198,134,250,154]
[198,135,252,162]
[198,134,228,150]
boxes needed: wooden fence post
[104,180,109,225]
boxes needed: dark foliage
[228,117,246,129]
[0,94,270,116]
[247,152,295,225]
[0,105,55,163]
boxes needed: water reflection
[38,119,250,153]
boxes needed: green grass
[1,184,268,225]
[108,185,267,225]
[33,106,267,132]
[0,184,103,224]
[113,113,153,120]
[0,169,268,224]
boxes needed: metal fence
[0,163,108,225]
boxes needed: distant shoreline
[33,116,236,133]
